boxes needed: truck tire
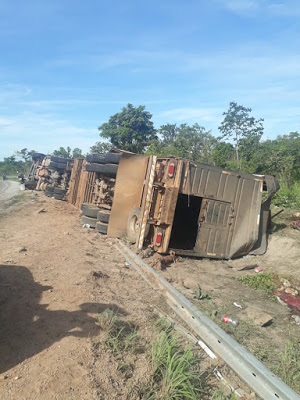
[53,193,65,200]
[105,153,121,164]
[97,210,110,223]
[45,185,54,196]
[81,203,99,218]
[32,152,46,161]
[127,207,150,244]
[54,187,67,195]
[85,163,106,173]
[80,215,97,228]
[86,154,106,163]
[50,156,72,164]
[96,221,108,234]
[25,180,36,190]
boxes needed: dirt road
[0,181,20,213]
[0,191,299,399]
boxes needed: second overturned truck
[101,153,279,259]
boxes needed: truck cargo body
[108,154,279,259]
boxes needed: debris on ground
[241,306,273,327]
[291,220,300,231]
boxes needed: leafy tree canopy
[99,103,157,154]
[52,146,84,159]
[219,101,264,167]
[89,141,112,154]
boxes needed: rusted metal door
[196,199,231,258]
[108,153,149,238]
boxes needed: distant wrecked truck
[77,152,279,259]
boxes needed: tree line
[1,101,299,207]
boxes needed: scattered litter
[282,279,291,287]
[4,258,13,263]
[254,266,262,273]
[233,302,243,309]
[218,313,238,327]
[292,212,300,219]
[243,255,249,260]
[238,264,258,271]
[14,376,20,380]
[82,224,91,228]
[292,315,300,325]
[285,287,299,296]
[18,246,27,253]
[275,296,287,306]
[291,220,300,231]
[276,290,300,311]
[244,306,272,327]
[124,261,130,268]
[36,208,46,214]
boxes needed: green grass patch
[96,309,140,354]
[275,340,300,393]
[238,274,277,293]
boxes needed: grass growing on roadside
[238,274,276,293]
[275,340,300,393]
[96,309,140,354]
[136,317,205,400]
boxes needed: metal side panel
[108,154,149,238]
[229,178,263,258]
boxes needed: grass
[238,273,277,293]
[136,317,206,400]
[96,309,140,354]
[275,340,300,393]
[272,181,300,209]
[210,389,237,400]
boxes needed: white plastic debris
[233,302,242,309]
[82,224,91,228]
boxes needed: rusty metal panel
[108,154,149,238]
[228,178,262,258]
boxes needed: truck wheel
[53,193,65,201]
[54,187,67,195]
[97,210,110,223]
[80,215,97,228]
[127,207,149,244]
[96,221,108,234]
[81,203,99,218]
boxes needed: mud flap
[107,154,149,238]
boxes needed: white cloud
[217,0,300,17]
[0,112,98,160]
[159,107,223,124]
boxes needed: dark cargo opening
[169,194,202,250]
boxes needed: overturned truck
[95,153,279,259]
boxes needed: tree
[151,123,216,163]
[15,148,36,162]
[72,148,84,158]
[89,141,112,154]
[98,104,157,154]
[218,102,264,169]
[52,146,72,158]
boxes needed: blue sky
[0,0,300,160]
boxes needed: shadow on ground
[0,264,124,374]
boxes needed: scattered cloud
[216,0,300,17]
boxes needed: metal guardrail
[117,241,300,400]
